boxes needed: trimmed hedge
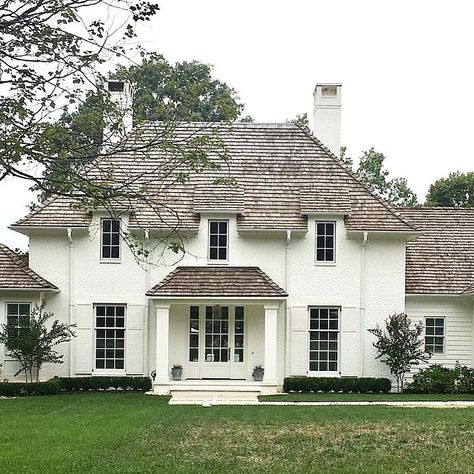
[283,377,392,394]
[0,380,61,397]
[56,376,152,392]
[0,376,151,397]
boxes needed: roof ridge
[296,124,419,232]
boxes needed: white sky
[1,0,473,249]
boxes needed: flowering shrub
[408,362,474,393]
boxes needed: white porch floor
[149,379,279,405]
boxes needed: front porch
[145,266,288,398]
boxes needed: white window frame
[308,306,341,376]
[208,220,229,263]
[5,302,31,337]
[100,218,121,262]
[93,304,126,374]
[315,221,336,265]
[424,316,446,356]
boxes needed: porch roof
[146,266,288,298]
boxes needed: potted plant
[252,365,264,381]
[171,364,183,381]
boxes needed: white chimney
[313,83,342,156]
[104,80,133,145]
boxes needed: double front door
[188,305,246,379]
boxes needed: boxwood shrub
[0,376,151,397]
[283,377,392,393]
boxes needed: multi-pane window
[189,306,199,362]
[101,219,121,259]
[316,222,335,262]
[208,221,228,261]
[234,306,244,363]
[425,317,445,355]
[6,303,30,337]
[205,305,229,362]
[309,307,339,372]
[95,305,125,370]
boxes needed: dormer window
[208,220,228,261]
[101,218,121,260]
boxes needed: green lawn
[2,394,474,473]
[260,393,474,402]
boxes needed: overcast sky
[1,0,473,249]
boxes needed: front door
[187,305,246,379]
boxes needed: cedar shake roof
[146,266,288,298]
[0,244,58,291]
[399,208,474,295]
[12,123,417,234]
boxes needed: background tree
[0,302,76,382]
[286,113,309,128]
[425,171,474,207]
[36,53,246,202]
[341,147,418,207]
[368,313,430,393]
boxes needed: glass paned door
[205,305,229,363]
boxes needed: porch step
[169,389,260,405]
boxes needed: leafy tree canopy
[343,147,419,207]
[425,171,474,207]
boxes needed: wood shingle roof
[146,266,288,298]
[400,207,474,295]
[0,244,58,291]
[12,122,417,234]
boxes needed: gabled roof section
[146,266,288,298]
[0,244,58,291]
[399,207,474,295]
[13,122,417,233]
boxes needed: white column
[263,304,279,385]
[155,304,170,384]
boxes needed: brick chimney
[313,83,342,157]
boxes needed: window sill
[99,259,122,264]
[307,371,341,377]
[92,370,126,376]
[314,261,337,267]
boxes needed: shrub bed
[57,376,152,392]
[283,377,392,394]
[0,376,151,397]
[408,363,474,393]
[0,380,61,397]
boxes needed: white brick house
[1,120,473,394]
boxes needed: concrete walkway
[258,400,474,408]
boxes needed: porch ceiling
[146,266,288,298]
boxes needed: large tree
[36,53,245,201]
[425,171,474,207]
[0,2,235,262]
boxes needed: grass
[259,393,474,402]
[2,393,474,473]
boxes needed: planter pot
[253,369,264,382]
[171,368,183,381]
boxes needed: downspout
[285,230,292,378]
[143,229,150,376]
[359,231,368,377]
[67,228,74,377]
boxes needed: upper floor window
[208,220,228,261]
[425,317,445,355]
[101,219,121,260]
[6,303,31,338]
[316,222,335,263]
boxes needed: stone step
[169,389,260,405]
